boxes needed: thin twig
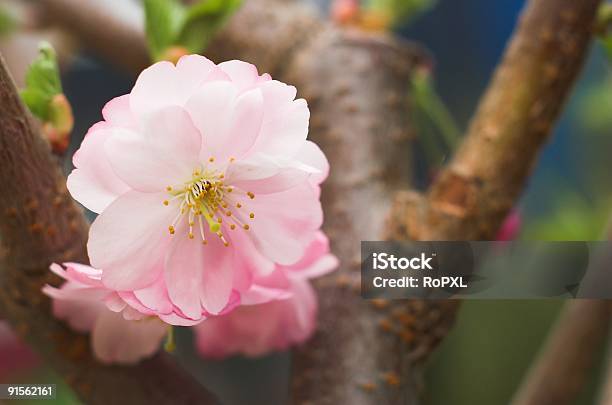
[389,0,602,241]
[511,300,610,405]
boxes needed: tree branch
[0,54,217,405]
[510,300,610,405]
[36,0,149,73]
[389,0,602,240]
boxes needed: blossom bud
[43,94,74,154]
[159,46,190,65]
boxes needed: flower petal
[88,191,172,290]
[184,81,238,158]
[67,125,130,213]
[92,311,167,365]
[225,153,318,195]
[130,61,179,118]
[164,234,206,320]
[200,235,235,314]
[297,141,329,186]
[133,276,174,314]
[218,60,260,92]
[251,81,310,157]
[245,182,323,265]
[200,88,264,163]
[102,95,138,129]
[104,106,201,192]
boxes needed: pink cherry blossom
[496,210,522,241]
[67,56,329,321]
[194,232,338,358]
[43,263,169,364]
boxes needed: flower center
[162,158,255,246]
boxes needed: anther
[163,200,169,206]
[247,192,255,199]
[188,233,194,239]
[249,213,255,219]
[209,157,215,163]
[168,226,175,235]
[230,224,236,230]
[236,203,242,208]
[243,224,250,230]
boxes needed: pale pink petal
[185,81,238,158]
[92,311,167,365]
[194,278,317,358]
[194,88,264,163]
[240,285,292,306]
[225,154,319,194]
[231,230,275,283]
[104,293,128,312]
[62,262,103,286]
[88,191,172,290]
[251,92,310,157]
[43,284,108,303]
[67,126,130,213]
[102,95,138,129]
[218,60,260,92]
[245,182,323,265]
[104,107,201,192]
[297,141,329,186]
[122,306,147,321]
[134,276,174,314]
[283,232,339,279]
[164,234,206,320]
[130,61,179,118]
[284,278,317,341]
[175,55,217,95]
[200,235,235,314]
[159,313,203,326]
[47,289,105,333]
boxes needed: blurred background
[1,0,612,403]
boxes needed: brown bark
[511,300,610,405]
[390,0,602,241]
[0,54,217,405]
[284,29,460,404]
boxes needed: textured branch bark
[389,0,602,241]
[510,300,610,405]
[0,54,217,405]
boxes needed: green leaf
[178,0,242,54]
[143,0,186,61]
[20,42,62,121]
